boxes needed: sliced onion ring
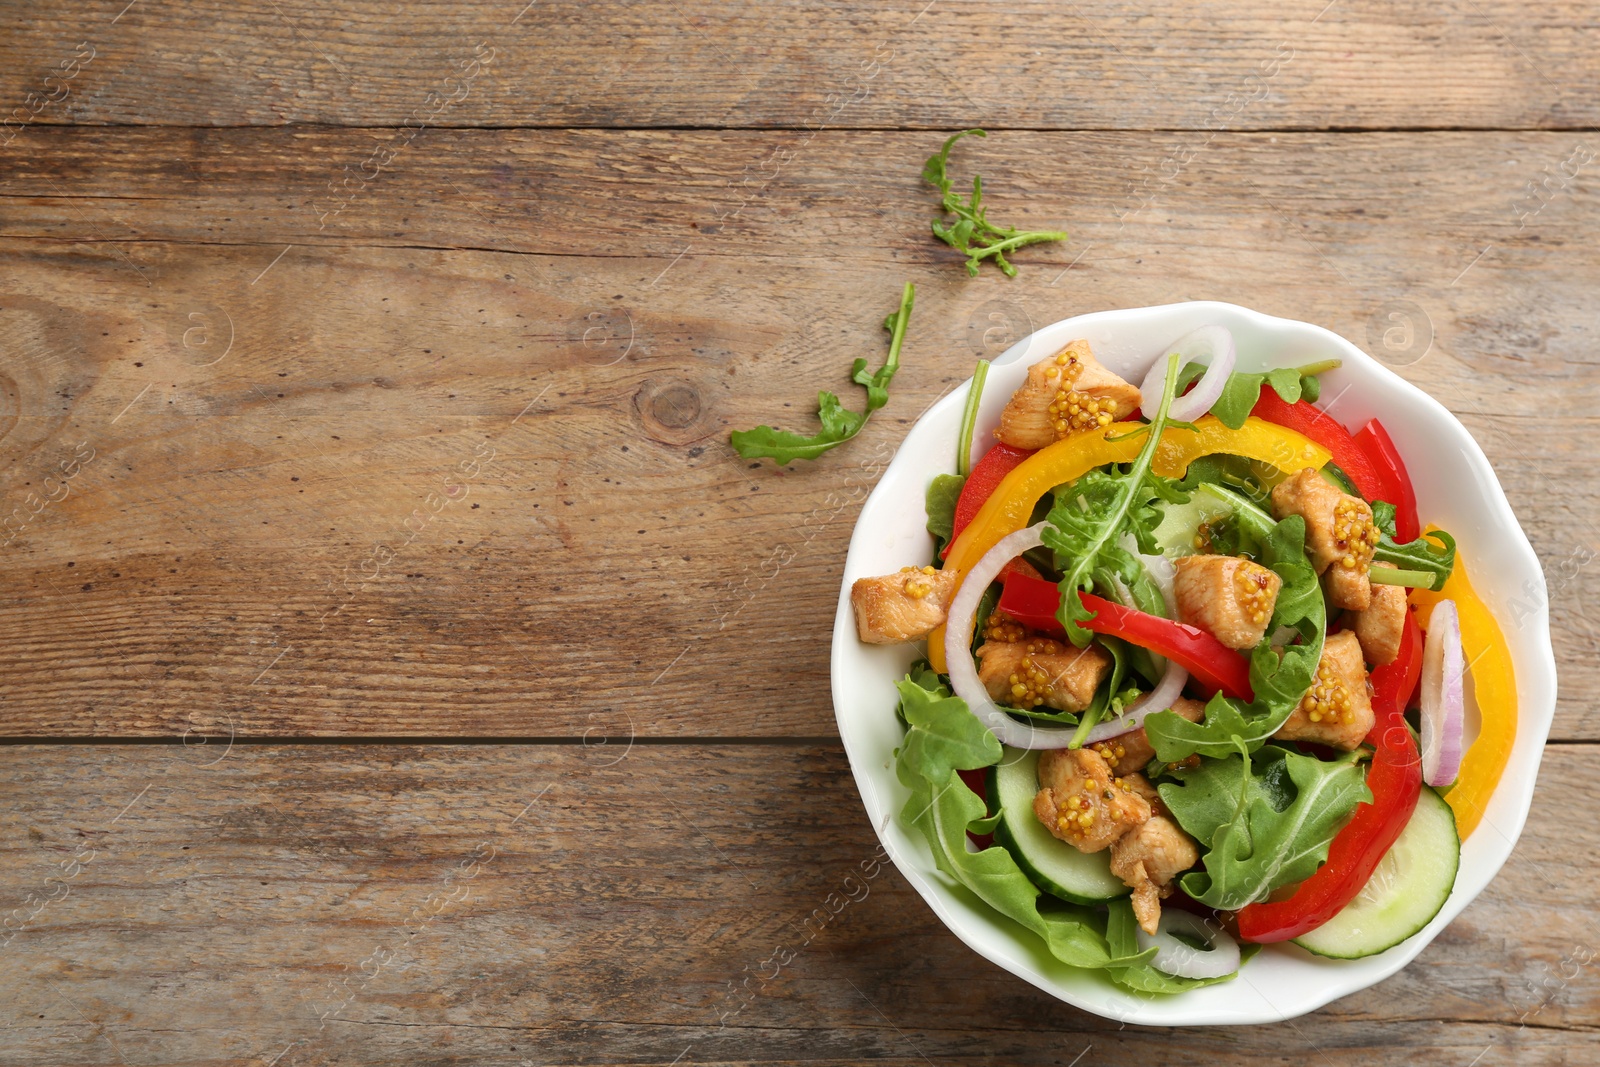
[943,526,1191,750]
[1420,599,1466,787]
[1135,907,1241,979]
[944,524,1081,750]
[1138,325,1237,424]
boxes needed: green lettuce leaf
[925,473,966,557]
[892,671,1165,982]
[1159,744,1370,910]
[895,674,1001,783]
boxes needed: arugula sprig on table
[730,282,914,463]
[924,130,1068,277]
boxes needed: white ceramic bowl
[831,300,1556,1025]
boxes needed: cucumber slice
[988,748,1129,905]
[1319,462,1360,497]
[1292,785,1459,959]
[1151,495,1232,558]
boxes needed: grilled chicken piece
[976,637,1112,713]
[1087,697,1207,775]
[1034,748,1152,853]
[1348,562,1408,665]
[1109,815,1200,935]
[1119,771,1165,815]
[1275,631,1374,750]
[850,566,960,644]
[1270,468,1380,612]
[1173,554,1282,650]
[996,339,1143,450]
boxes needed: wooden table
[1,3,1595,1062]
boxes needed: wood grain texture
[0,127,1592,738]
[2,1,1592,1059]
[0,742,1593,1065]
[1,1,1598,131]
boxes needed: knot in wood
[634,378,709,445]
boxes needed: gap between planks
[4,122,1595,134]
[0,734,848,746]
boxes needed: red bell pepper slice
[942,443,1035,559]
[1236,609,1424,943]
[996,573,1254,701]
[1352,417,1420,543]
[1250,391,1386,505]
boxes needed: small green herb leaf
[923,130,1067,278]
[1370,504,1457,590]
[1201,361,1340,430]
[731,283,915,463]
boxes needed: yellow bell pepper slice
[1409,542,1517,841]
[927,416,1331,672]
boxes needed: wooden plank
[4,127,1597,416]
[0,127,1592,738]
[0,742,1592,1065]
[2,1,1598,131]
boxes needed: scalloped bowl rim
[830,300,1556,1026]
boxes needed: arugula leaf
[1256,514,1323,632]
[1210,371,1288,429]
[731,283,914,462]
[1157,745,1294,845]
[1159,743,1371,910]
[1144,514,1327,761]
[905,659,944,696]
[1371,500,1397,539]
[1202,360,1342,430]
[923,130,1068,278]
[926,473,965,557]
[1369,501,1457,590]
[1219,483,1278,542]
[1041,355,1184,647]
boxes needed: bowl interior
[830,300,1556,1025]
